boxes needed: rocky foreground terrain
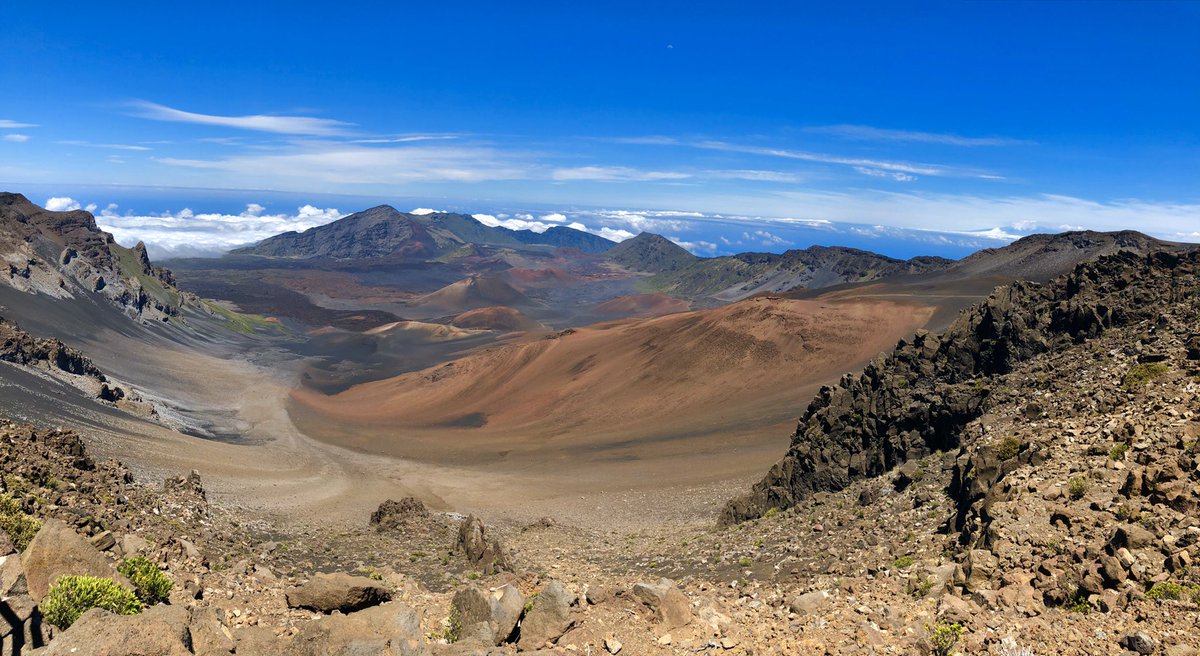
[0,249,1197,656]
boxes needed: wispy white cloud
[704,169,804,183]
[350,135,459,144]
[853,166,917,182]
[0,119,37,129]
[804,124,1033,147]
[695,140,950,177]
[159,143,531,184]
[56,140,151,151]
[130,100,355,136]
[2,134,30,143]
[551,166,690,182]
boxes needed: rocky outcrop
[722,250,1200,524]
[0,192,188,321]
[370,497,431,532]
[456,516,509,575]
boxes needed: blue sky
[1,1,1197,258]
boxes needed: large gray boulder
[517,580,575,649]
[21,518,127,602]
[31,605,192,655]
[632,578,692,630]
[286,572,391,614]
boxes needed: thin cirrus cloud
[158,144,532,184]
[0,119,38,129]
[804,124,1034,147]
[551,166,691,182]
[3,134,31,143]
[615,136,987,181]
[56,140,152,151]
[129,100,355,136]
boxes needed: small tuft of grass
[893,556,915,569]
[996,436,1022,461]
[1109,442,1129,461]
[1067,477,1088,501]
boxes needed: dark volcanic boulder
[369,497,430,531]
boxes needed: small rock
[788,590,832,615]
[1120,631,1156,654]
[605,636,623,654]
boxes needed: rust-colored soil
[591,293,690,318]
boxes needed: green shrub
[912,577,934,598]
[1123,363,1168,391]
[763,507,780,519]
[0,493,41,551]
[737,556,753,567]
[41,575,143,628]
[927,621,962,656]
[893,556,914,569]
[1067,477,1088,501]
[117,556,173,604]
[996,437,1021,461]
[1147,581,1185,601]
[1109,442,1129,461]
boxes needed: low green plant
[1123,362,1168,391]
[441,603,462,643]
[0,492,41,551]
[1067,477,1088,501]
[996,436,1021,460]
[117,556,173,604]
[912,577,934,598]
[763,507,780,519]
[927,621,962,656]
[737,556,753,567]
[1109,442,1129,461]
[1147,581,1186,601]
[41,575,143,628]
[893,556,915,569]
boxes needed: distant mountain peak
[233,205,616,258]
[606,232,697,273]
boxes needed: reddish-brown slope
[291,296,936,468]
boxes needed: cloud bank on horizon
[1,3,1196,255]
